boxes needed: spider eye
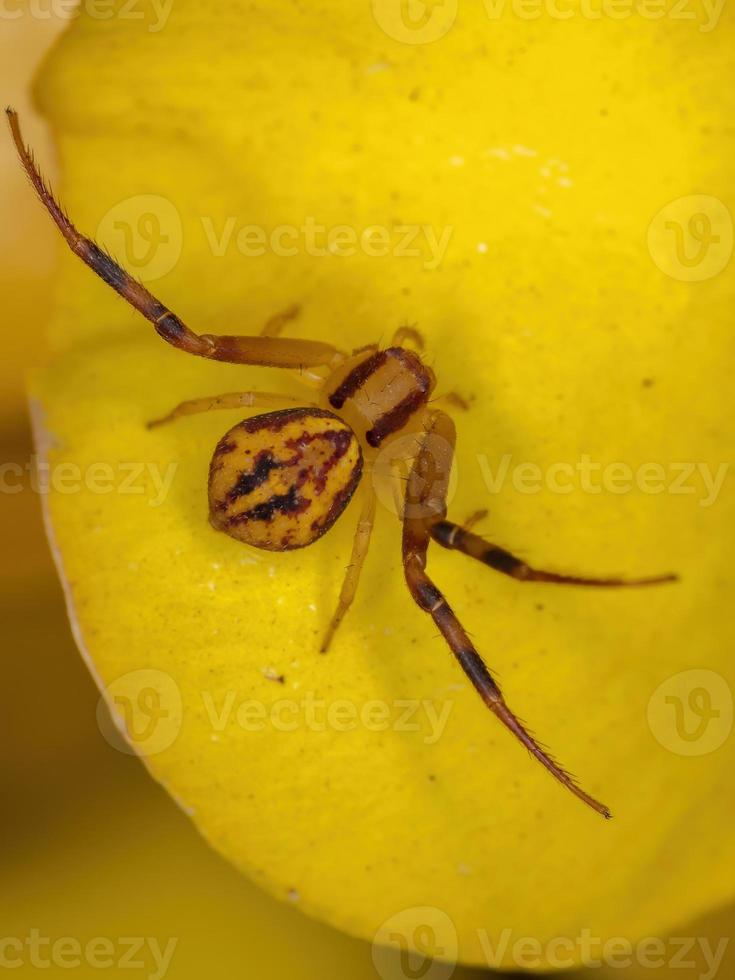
[208,408,363,551]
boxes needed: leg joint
[405,566,445,613]
[429,519,459,549]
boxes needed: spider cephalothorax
[328,344,436,446]
[8,108,676,819]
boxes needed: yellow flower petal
[29,1,735,968]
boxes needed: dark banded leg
[147,391,316,429]
[320,487,377,652]
[429,521,677,587]
[7,110,343,370]
[402,410,612,819]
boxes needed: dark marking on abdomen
[228,484,310,525]
[228,450,284,501]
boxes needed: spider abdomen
[208,408,363,552]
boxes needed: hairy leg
[430,520,677,587]
[402,409,611,818]
[7,109,344,370]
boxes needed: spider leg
[260,304,301,337]
[433,391,471,412]
[402,409,611,819]
[463,508,489,532]
[321,486,377,652]
[391,324,425,350]
[7,109,344,370]
[429,520,677,587]
[260,303,325,386]
[147,391,317,429]
[257,305,334,388]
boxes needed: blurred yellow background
[1,9,733,980]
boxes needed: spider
[8,108,677,819]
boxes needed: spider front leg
[147,391,317,429]
[7,109,345,372]
[402,410,611,819]
[258,304,335,389]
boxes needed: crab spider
[7,108,677,819]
